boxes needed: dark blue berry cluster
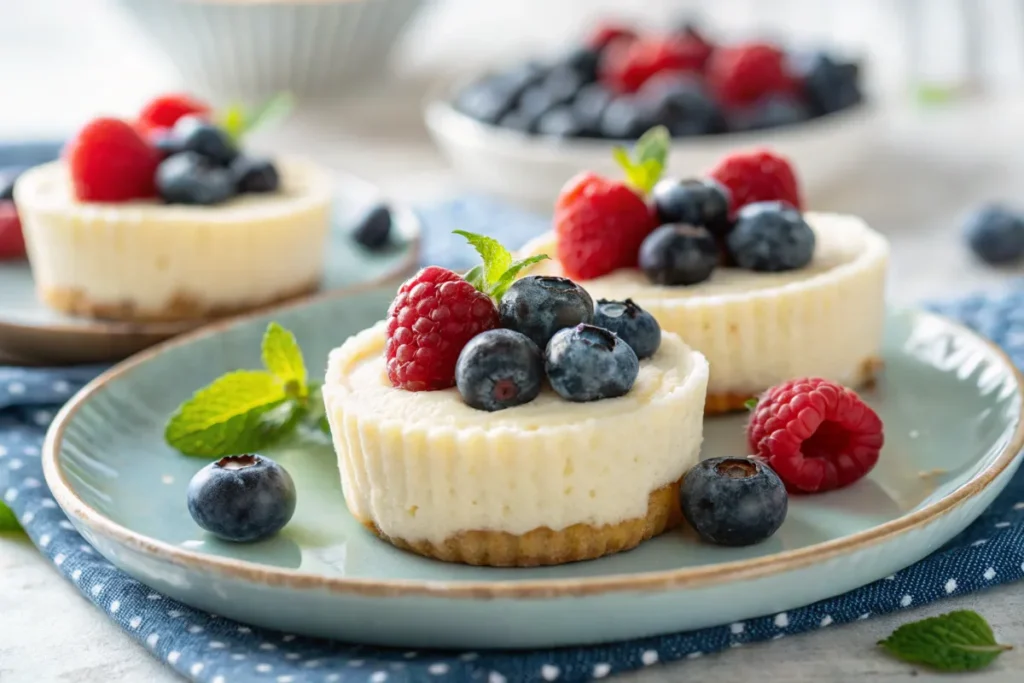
[455,276,663,410]
[155,117,280,206]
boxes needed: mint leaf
[613,125,670,195]
[491,254,551,300]
[243,92,294,137]
[218,104,248,142]
[262,322,307,398]
[453,230,512,286]
[463,264,487,292]
[0,502,22,533]
[879,611,1012,672]
[319,414,331,435]
[164,370,288,456]
[744,398,758,411]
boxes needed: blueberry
[173,116,238,166]
[536,106,585,138]
[157,151,237,205]
[545,324,639,402]
[351,203,393,250]
[652,178,732,237]
[231,156,280,193]
[542,65,586,107]
[186,454,297,543]
[787,51,863,116]
[593,299,661,359]
[455,329,544,411]
[562,46,602,83]
[680,457,787,547]
[497,108,541,134]
[150,131,184,158]
[963,204,1024,265]
[639,224,718,286]
[0,166,26,202]
[516,86,561,124]
[727,201,816,272]
[455,80,520,124]
[499,275,594,350]
[729,93,811,132]
[638,75,725,136]
[599,96,658,140]
[572,83,613,136]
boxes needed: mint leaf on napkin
[164,322,328,456]
[0,502,22,533]
[879,610,1012,672]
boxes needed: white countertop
[5,2,1024,681]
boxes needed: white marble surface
[5,1,1024,682]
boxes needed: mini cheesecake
[15,157,332,322]
[519,212,889,412]
[323,322,709,567]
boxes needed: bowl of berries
[425,21,876,211]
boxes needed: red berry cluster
[591,21,799,109]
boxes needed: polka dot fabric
[4,201,1024,682]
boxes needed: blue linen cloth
[2,196,1024,683]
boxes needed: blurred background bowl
[110,0,428,103]
[425,81,880,213]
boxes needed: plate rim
[42,305,1024,600]
[0,170,421,339]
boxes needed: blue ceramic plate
[0,141,419,365]
[42,287,1024,648]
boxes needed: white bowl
[112,0,426,102]
[425,82,881,213]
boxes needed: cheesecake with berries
[14,94,332,322]
[323,232,709,567]
[518,130,888,413]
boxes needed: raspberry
[586,22,637,51]
[137,93,211,135]
[707,42,799,109]
[0,201,25,260]
[554,172,657,280]
[385,266,499,391]
[600,37,705,94]
[707,148,803,214]
[66,118,161,203]
[747,378,884,493]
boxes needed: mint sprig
[0,502,22,533]
[454,230,549,301]
[613,125,670,195]
[879,611,1012,672]
[164,322,326,457]
[216,92,295,143]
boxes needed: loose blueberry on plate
[963,203,1024,265]
[173,115,239,166]
[727,201,815,272]
[499,275,594,350]
[680,456,788,547]
[593,299,661,360]
[545,323,639,402]
[186,454,297,543]
[351,203,393,250]
[232,156,280,194]
[639,224,718,286]
[652,177,732,236]
[456,329,544,411]
[0,167,26,201]
[157,151,237,205]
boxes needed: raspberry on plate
[707,148,803,214]
[384,231,548,392]
[707,42,799,109]
[137,93,212,135]
[747,377,884,493]
[600,37,706,94]
[66,118,161,202]
[553,126,667,279]
[0,201,26,260]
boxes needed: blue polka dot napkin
[3,196,1024,683]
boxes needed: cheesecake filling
[519,212,889,397]
[323,323,709,544]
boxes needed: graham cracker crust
[704,355,885,415]
[39,279,321,323]
[359,479,684,567]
